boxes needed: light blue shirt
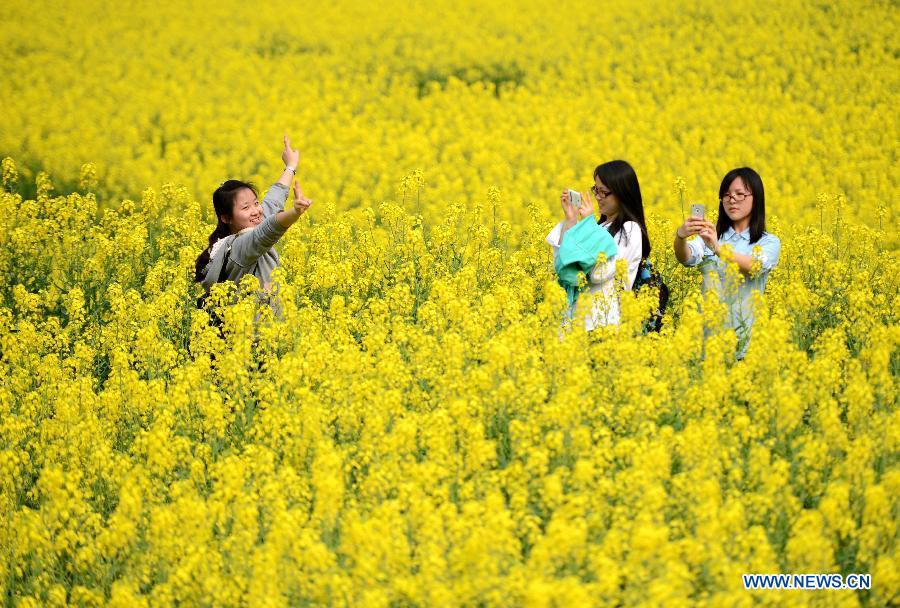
[683,227,781,356]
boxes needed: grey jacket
[200,182,290,293]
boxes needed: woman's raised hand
[292,181,312,215]
[676,217,707,239]
[282,135,300,169]
[678,218,719,253]
[273,181,313,229]
[560,190,578,223]
[697,220,719,253]
[576,190,594,220]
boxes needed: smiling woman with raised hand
[194,135,313,317]
[673,166,781,357]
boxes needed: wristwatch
[285,165,297,174]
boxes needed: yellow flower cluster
[1,0,898,605]
[0,162,896,605]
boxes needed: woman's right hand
[560,190,578,223]
[282,135,301,169]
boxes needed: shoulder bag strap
[215,240,233,284]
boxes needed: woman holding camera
[547,160,651,329]
[673,166,781,357]
[194,135,313,311]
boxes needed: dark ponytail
[193,180,258,282]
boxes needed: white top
[547,219,644,329]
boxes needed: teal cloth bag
[554,217,618,309]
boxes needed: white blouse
[547,219,644,329]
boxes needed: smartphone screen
[568,189,582,207]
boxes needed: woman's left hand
[576,190,595,220]
[293,181,312,215]
[698,220,720,254]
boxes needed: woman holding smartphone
[547,160,651,329]
[673,167,781,357]
[194,135,313,315]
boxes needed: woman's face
[721,177,754,225]
[593,177,620,218]
[224,187,262,233]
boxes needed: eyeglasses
[591,185,612,199]
[721,192,752,203]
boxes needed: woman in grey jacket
[194,135,312,307]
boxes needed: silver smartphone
[567,189,583,208]
[690,203,705,219]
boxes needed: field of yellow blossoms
[1,0,898,605]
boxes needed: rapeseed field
[0,0,897,605]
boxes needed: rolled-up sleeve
[752,234,781,275]
[683,236,706,267]
[261,183,289,217]
[230,214,288,267]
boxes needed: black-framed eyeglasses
[721,192,752,203]
[591,185,612,199]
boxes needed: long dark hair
[716,167,766,244]
[593,160,651,259]
[193,180,257,282]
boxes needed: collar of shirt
[722,226,750,242]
